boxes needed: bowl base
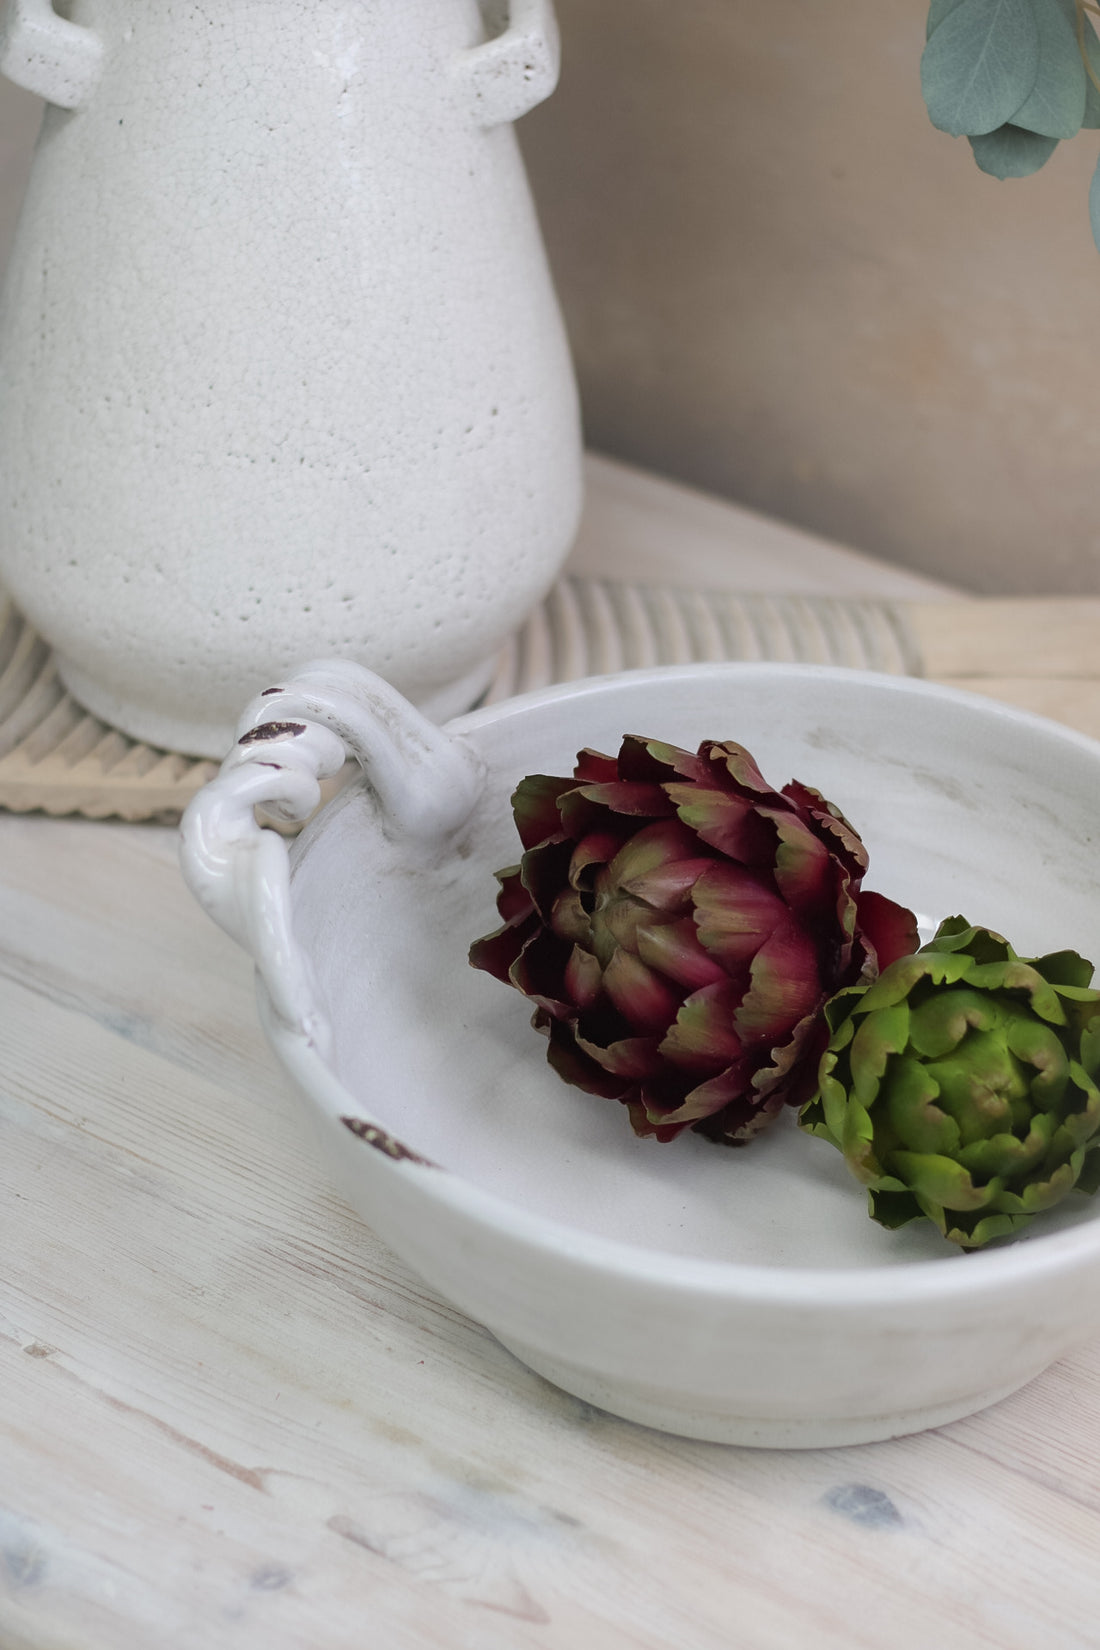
[495,1333,1032,1448]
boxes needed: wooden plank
[569,455,963,599]
[909,598,1100,680]
[931,675,1100,740]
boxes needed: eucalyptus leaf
[1010,0,1086,137]
[1084,36,1100,127]
[922,0,1041,136]
[927,0,969,39]
[1050,0,1100,126]
[1089,146,1100,249]
[1082,30,1100,124]
[969,122,1061,171]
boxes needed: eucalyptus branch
[924,0,1100,251]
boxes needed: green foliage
[927,0,970,39]
[1089,146,1100,245]
[1051,0,1100,123]
[1013,0,1085,136]
[922,0,1040,137]
[800,920,1100,1249]
[922,0,1100,247]
[968,123,1060,173]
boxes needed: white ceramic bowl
[181,660,1100,1447]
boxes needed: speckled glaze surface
[181,660,1100,1446]
[0,0,581,757]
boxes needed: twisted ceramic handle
[179,660,486,1044]
[0,0,102,107]
[455,0,560,126]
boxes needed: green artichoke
[800,917,1100,1248]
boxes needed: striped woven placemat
[0,582,922,823]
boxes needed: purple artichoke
[469,735,918,1144]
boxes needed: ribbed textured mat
[484,579,919,700]
[0,582,919,821]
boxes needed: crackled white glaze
[181,660,1100,1446]
[0,0,581,757]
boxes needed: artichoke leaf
[840,1092,882,1183]
[1005,1013,1071,1109]
[955,1115,1052,1181]
[922,1029,1029,1140]
[930,918,1012,962]
[889,1150,996,1210]
[823,987,864,1040]
[799,1052,843,1144]
[1016,1158,1080,1211]
[1055,1062,1100,1143]
[948,1210,1030,1247]
[867,1185,926,1229]
[849,1001,911,1107]
[856,951,965,1015]
[1000,959,1072,1023]
[1074,1145,1100,1194]
[1080,1016,1100,1081]
[886,1054,959,1155]
[1033,947,1096,989]
[907,985,1000,1058]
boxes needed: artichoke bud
[470,734,917,1145]
[800,917,1100,1248]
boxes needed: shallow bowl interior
[288,664,1100,1273]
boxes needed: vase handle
[454,0,561,127]
[0,0,103,107]
[179,660,486,1043]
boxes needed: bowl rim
[449,655,1100,750]
[288,659,1100,1304]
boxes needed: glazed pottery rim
[282,659,1100,1309]
[450,656,1100,750]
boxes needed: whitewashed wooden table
[5,455,1100,1650]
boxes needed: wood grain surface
[5,462,1100,1649]
[5,816,1100,1650]
[906,598,1100,740]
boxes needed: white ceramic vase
[0,0,582,756]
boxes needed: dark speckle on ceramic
[341,1116,438,1168]
[238,721,307,746]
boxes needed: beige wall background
[2,3,1100,594]
[519,0,1100,595]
